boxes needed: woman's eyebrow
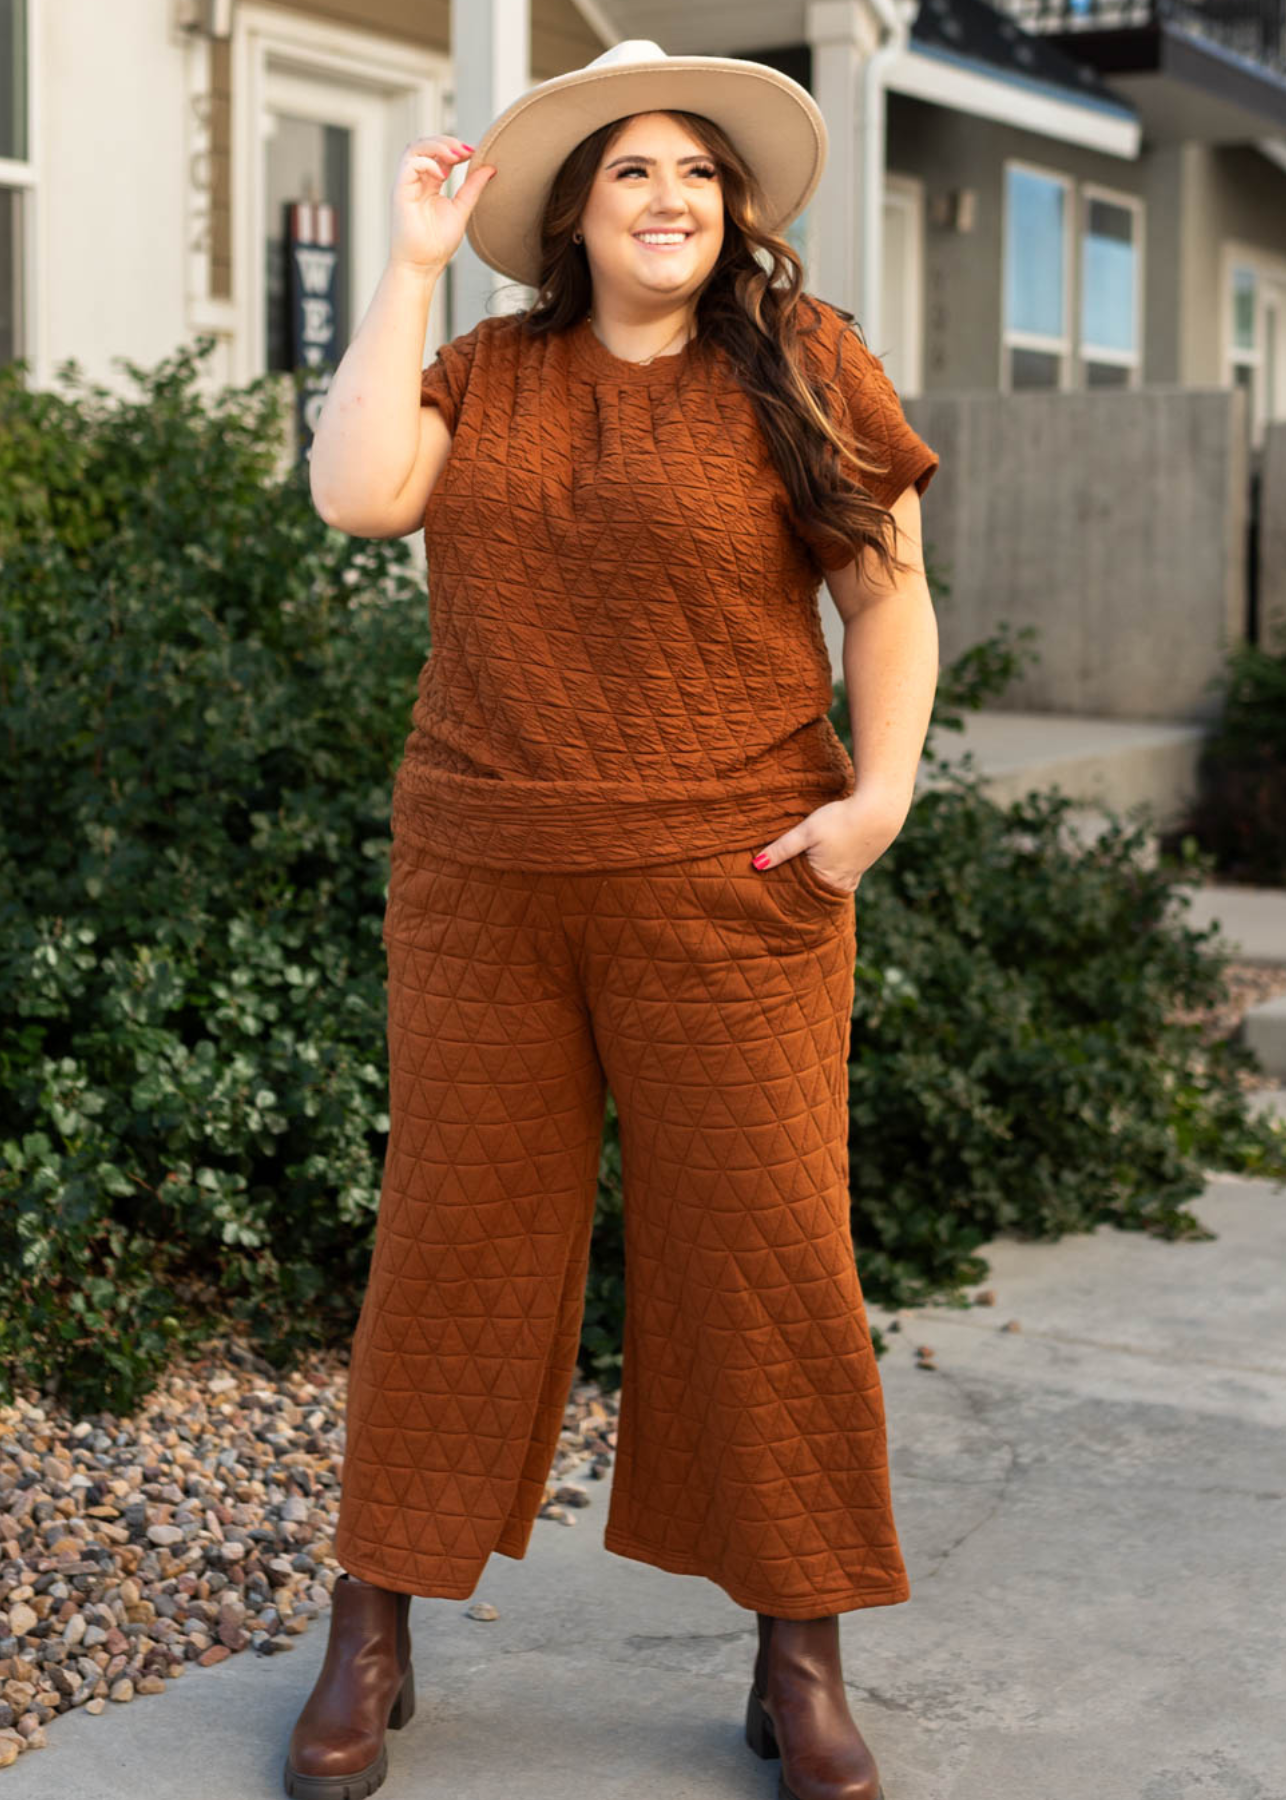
[602,153,713,169]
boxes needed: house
[6,0,1285,814]
[7,0,1285,436]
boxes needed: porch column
[805,0,912,345]
[450,0,531,329]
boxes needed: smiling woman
[571,113,725,363]
[294,36,936,1800]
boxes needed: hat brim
[463,57,828,288]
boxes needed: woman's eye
[614,163,718,179]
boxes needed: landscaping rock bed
[1170,956,1286,1085]
[0,1341,618,1769]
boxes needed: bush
[1,341,426,1410]
[838,625,1284,1309]
[1166,641,1286,884]
[844,778,1279,1307]
[2,342,1281,1412]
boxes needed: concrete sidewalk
[7,1168,1285,1800]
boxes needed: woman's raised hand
[389,135,496,276]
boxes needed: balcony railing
[1001,0,1286,77]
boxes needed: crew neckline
[570,313,701,385]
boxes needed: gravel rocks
[1170,957,1286,1081]
[0,1339,619,1768]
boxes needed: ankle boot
[283,1572,415,1799]
[745,1612,884,1800]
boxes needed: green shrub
[1168,641,1286,884]
[2,341,1281,1413]
[1,340,426,1410]
[844,776,1278,1307]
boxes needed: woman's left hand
[750,791,903,894]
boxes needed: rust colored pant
[331,830,911,1620]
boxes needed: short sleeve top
[393,293,939,869]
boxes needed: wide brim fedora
[463,38,829,289]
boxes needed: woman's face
[577,111,724,312]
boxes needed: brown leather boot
[283,1572,415,1799]
[745,1612,885,1800]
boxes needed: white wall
[36,0,191,391]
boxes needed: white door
[880,174,925,393]
[261,71,390,376]
[232,6,449,384]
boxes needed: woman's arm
[749,483,938,885]
[307,134,494,539]
[826,483,939,847]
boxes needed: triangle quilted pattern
[391,293,939,870]
[332,843,911,1619]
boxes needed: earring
[573,230,583,243]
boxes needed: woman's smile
[633,229,695,251]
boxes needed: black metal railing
[1000,0,1286,77]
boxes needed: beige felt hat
[463,39,829,288]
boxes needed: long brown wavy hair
[517,109,919,586]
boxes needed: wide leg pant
[331,827,911,1620]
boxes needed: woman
[288,38,940,1800]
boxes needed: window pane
[0,185,21,363]
[1085,360,1131,388]
[1006,167,1065,339]
[784,203,809,272]
[1083,198,1136,355]
[1011,346,1061,389]
[1232,265,1256,353]
[265,114,351,375]
[0,0,26,162]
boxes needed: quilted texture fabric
[332,827,911,1618]
[395,294,940,870]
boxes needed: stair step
[1176,886,1286,967]
[917,709,1206,830]
[1242,999,1286,1079]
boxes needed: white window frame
[1221,240,1286,443]
[1078,180,1144,387]
[1001,157,1074,392]
[0,0,40,372]
[229,4,450,385]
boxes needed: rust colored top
[393,293,940,869]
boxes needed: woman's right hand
[389,134,496,277]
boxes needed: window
[1231,263,1256,354]
[1080,188,1141,388]
[1225,253,1286,443]
[0,0,30,365]
[1003,162,1072,390]
[1003,161,1147,393]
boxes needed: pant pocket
[787,850,856,908]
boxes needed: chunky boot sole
[282,1663,415,1800]
[745,1683,885,1800]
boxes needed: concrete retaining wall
[905,384,1249,721]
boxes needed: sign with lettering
[289,200,339,461]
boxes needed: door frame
[230,4,450,384]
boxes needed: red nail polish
[752,853,770,869]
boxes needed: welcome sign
[289,200,339,460]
